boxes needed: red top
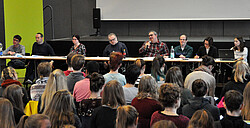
[64,70,86,77]
[131,97,163,128]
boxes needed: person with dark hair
[70,34,86,56]
[188,109,214,128]
[116,105,139,128]
[134,59,147,87]
[17,114,51,128]
[150,83,189,128]
[104,52,126,86]
[215,90,247,128]
[24,33,55,84]
[73,61,100,102]
[67,54,85,94]
[232,37,248,62]
[139,30,169,57]
[3,35,26,69]
[103,33,129,57]
[151,55,165,85]
[64,52,86,76]
[3,84,25,124]
[77,72,104,128]
[174,34,193,58]
[30,62,52,101]
[123,64,140,104]
[90,80,126,128]
[182,79,220,121]
[184,55,216,97]
[195,36,218,58]
[0,98,16,128]
[152,120,177,128]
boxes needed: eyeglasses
[13,39,19,42]
[204,43,209,45]
[148,34,154,37]
[109,38,116,42]
[179,39,186,41]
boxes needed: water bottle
[170,46,175,59]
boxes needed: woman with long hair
[151,55,165,83]
[0,98,16,128]
[116,105,139,128]
[39,69,68,113]
[131,75,163,128]
[232,37,248,62]
[44,89,81,128]
[90,80,126,128]
[188,109,214,128]
[242,82,250,120]
[134,59,147,87]
[3,84,25,124]
[70,34,86,56]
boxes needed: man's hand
[8,51,15,55]
[179,54,186,59]
[145,42,150,49]
[194,55,199,59]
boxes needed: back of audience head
[40,69,68,113]
[233,60,249,83]
[66,52,77,68]
[192,79,207,97]
[62,124,76,128]
[116,105,139,128]
[242,82,250,120]
[18,114,51,128]
[137,75,158,99]
[125,64,141,85]
[3,84,24,111]
[188,109,214,128]
[37,62,52,79]
[159,83,181,108]
[135,59,145,73]
[71,54,85,71]
[151,55,165,80]
[201,55,215,67]
[152,120,177,128]
[102,80,125,108]
[86,61,100,75]
[224,90,243,114]
[44,89,75,127]
[0,98,15,128]
[109,52,124,71]
[1,66,18,81]
[165,66,184,88]
[90,72,104,93]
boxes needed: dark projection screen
[97,0,250,20]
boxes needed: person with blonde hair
[116,105,139,128]
[44,89,81,128]
[220,60,250,98]
[38,69,68,113]
[17,114,51,128]
[242,82,250,121]
[90,80,126,128]
[0,98,16,128]
[131,75,163,128]
[187,109,214,128]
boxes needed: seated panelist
[195,37,218,59]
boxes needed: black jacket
[196,45,218,58]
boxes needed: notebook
[218,49,234,60]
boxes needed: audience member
[215,90,247,128]
[182,79,220,121]
[73,61,100,102]
[103,33,129,57]
[90,80,126,128]
[151,55,166,84]
[150,83,189,128]
[17,114,51,128]
[139,30,169,57]
[30,62,52,101]
[165,66,193,114]
[123,64,140,104]
[242,82,250,121]
[232,37,248,62]
[38,69,68,113]
[103,52,126,86]
[220,60,250,98]
[44,89,82,128]
[152,120,177,128]
[174,34,193,58]
[195,36,218,58]
[116,105,139,128]
[77,72,104,128]
[188,109,214,128]
[3,84,25,124]
[70,34,86,56]
[134,59,147,87]
[184,55,216,97]
[0,98,16,128]
[64,52,86,77]
[131,75,163,128]
[67,54,85,94]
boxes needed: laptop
[218,49,235,60]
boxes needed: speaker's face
[234,38,240,47]
[148,32,157,43]
[108,35,118,45]
[72,37,79,45]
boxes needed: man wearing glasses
[174,34,193,58]
[139,30,169,57]
[195,37,218,59]
[103,33,129,57]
